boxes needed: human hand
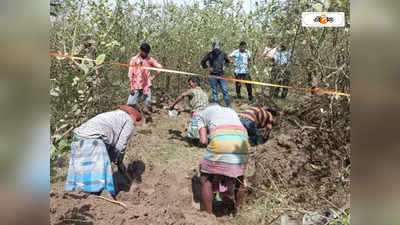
[263,129,271,142]
[175,105,185,112]
[117,162,133,182]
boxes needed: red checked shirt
[128,53,163,94]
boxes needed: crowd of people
[65,39,291,215]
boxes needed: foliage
[50,0,350,156]
[50,138,72,161]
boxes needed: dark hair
[188,76,200,86]
[239,41,247,47]
[267,108,277,117]
[140,43,151,53]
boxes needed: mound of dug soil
[247,95,350,209]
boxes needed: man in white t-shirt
[262,40,277,94]
[263,42,277,60]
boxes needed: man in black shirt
[201,41,231,107]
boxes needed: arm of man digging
[169,89,193,111]
[114,122,135,180]
[199,127,208,145]
[263,128,272,143]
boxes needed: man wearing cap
[201,41,231,107]
[65,105,142,197]
[127,43,163,125]
[229,41,254,102]
[71,36,100,85]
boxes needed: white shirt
[263,46,277,59]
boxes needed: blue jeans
[239,117,264,145]
[127,88,152,107]
[210,73,230,107]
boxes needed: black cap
[212,41,221,50]
[239,41,247,46]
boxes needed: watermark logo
[302,12,345,27]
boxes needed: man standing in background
[201,41,231,107]
[262,40,277,95]
[127,43,163,125]
[229,41,253,102]
[71,35,100,86]
[270,43,293,98]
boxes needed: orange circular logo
[320,14,328,24]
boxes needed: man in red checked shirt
[127,43,163,125]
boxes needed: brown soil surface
[50,90,350,225]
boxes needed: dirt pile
[248,95,350,209]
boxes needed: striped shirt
[238,107,274,129]
[198,103,249,167]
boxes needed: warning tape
[50,53,350,97]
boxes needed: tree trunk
[71,0,84,54]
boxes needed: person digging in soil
[65,105,141,197]
[169,76,209,141]
[238,107,276,146]
[197,103,249,214]
[127,42,163,125]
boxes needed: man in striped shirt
[238,107,276,146]
[197,103,249,214]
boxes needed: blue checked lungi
[65,134,115,196]
[188,112,201,139]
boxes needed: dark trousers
[234,73,253,100]
[239,117,264,145]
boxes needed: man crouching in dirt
[197,103,249,214]
[169,76,209,142]
[238,107,276,146]
[65,105,141,197]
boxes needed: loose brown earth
[50,90,350,225]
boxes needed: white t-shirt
[198,104,242,130]
[263,46,277,59]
